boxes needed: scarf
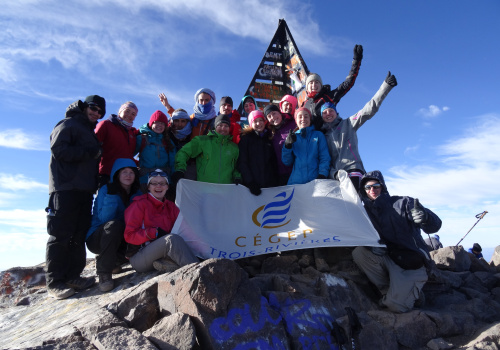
[109,114,133,130]
[193,100,216,121]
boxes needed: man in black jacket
[352,170,442,313]
[46,95,106,299]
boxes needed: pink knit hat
[294,107,312,120]
[279,95,298,115]
[149,110,169,126]
[248,110,266,126]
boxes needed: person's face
[148,177,168,200]
[215,123,230,135]
[295,110,311,129]
[219,103,233,115]
[172,118,188,131]
[86,104,103,123]
[152,121,166,134]
[119,108,137,123]
[252,117,266,132]
[198,93,211,105]
[281,101,293,114]
[322,108,338,123]
[364,180,382,200]
[266,111,282,126]
[118,168,135,188]
[244,101,256,114]
[307,80,321,93]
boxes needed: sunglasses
[149,171,168,178]
[364,183,382,190]
[88,104,103,115]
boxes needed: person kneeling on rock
[124,169,199,273]
[352,170,442,313]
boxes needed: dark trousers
[86,220,127,275]
[45,191,93,287]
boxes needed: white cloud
[0,129,47,150]
[0,57,17,83]
[0,173,48,192]
[417,105,450,118]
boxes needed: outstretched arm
[330,44,363,105]
[158,93,175,116]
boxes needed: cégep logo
[252,189,294,228]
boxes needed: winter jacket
[49,100,101,193]
[135,124,176,184]
[95,115,138,176]
[359,171,442,261]
[322,81,394,177]
[302,56,362,130]
[271,118,297,177]
[124,193,179,246]
[189,113,215,139]
[238,129,279,189]
[281,126,331,185]
[175,131,241,184]
[86,158,141,240]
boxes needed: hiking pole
[345,307,362,350]
[455,211,488,246]
[331,321,348,350]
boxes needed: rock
[393,311,437,348]
[92,326,157,349]
[431,246,471,272]
[143,312,198,350]
[427,337,453,350]
[490,246,500,268]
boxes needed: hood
[359,170,389,198]
[65,100,97,127]
[139,123,156,135]
[110,158,138,183]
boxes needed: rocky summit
[1,245,500,350]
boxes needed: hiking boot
[47,282,75,300]
[153,258,179,273]
[98,274,114,293]
[112,265,122,274]
[65,276,95,291]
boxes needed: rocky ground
[1,245,499,350]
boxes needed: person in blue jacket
[86,158,141,292]
[281,107,330,185]
[135,110,176,194]
[468,243,483,259]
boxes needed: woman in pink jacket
[124,169,198,272]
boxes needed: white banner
[172,170,383,260]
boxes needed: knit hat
[149,110,169,126]
[118,101,138,117]
[294,107,312,120]
[321,102,337,115]
[220,96,233,107]
[194,88,216,104]
[171,109,190,120]
[279,95,298,115]
[263,104,280,117]
[473,243,482,252]
[147,169,169,185]
[214,114,231,128]
[248,110,266,126]
[84,95,106,117]
[306,73,323,91]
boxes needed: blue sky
[1,0,499,270]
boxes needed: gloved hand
[171,171,185,185]
[317,174,327,179]
[156,227,169,238]
[353,44,363,61]
[411,198,428,225]
[385,71,398,87]
[248,182,262,196]
[234,178,242,185]
[284,129,297,149]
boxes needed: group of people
[45,44,446,314]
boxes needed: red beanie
[149,110,169,126]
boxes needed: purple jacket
[271,118,297,177]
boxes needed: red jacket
[95,116,138,176]
[124,193,180,246]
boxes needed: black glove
[171,171,185,185]
[353,44,363,61]
[234,178,242,185]
[385,71,398,87]
[284,129,297,149]
[411,198,428,225]
[157,227,169,238]
[317,174,327,179]
[248,182,262,196]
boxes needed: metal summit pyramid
[237,19,310,114]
